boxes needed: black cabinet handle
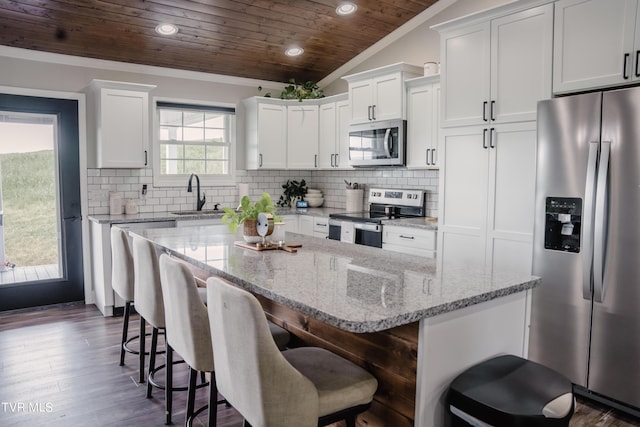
[483,101,488,121]
[426,149,430,165]
[144,150,148,166]
[259,153,263,167]
[368,105,372,121]
[371,105,376,121]
[490,127,495,148]
[330,153,335,168]
[490,100,496,121]
[483,128,488,149]
[335,153,339,167]
[314,154,317,168]
[624,53,630,79]
[635,50,640,78]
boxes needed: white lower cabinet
[298,215,328,238]
[90,220,176,316]
[438,121,536,275]
[382,226,437,258]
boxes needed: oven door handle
[353,222,381,232]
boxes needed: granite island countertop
[128,225,536,333]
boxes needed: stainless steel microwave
[348,119,406,167]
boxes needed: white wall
[323,0,511,95]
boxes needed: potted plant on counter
[277,179,308,207]
[222,192,281,242]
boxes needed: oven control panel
[368,188,425,207]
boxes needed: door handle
[368,105,372,121]
[635,50,640,78]
[259,153,263,167]
[489,128,495,148]
[593,141,611,303]
[483,101,488,121]
[490,100,496,121]
[335,153,339,167]
[331,153,335,168]
[482,128,488,149]
[426,149,430,165]
[431,148,436,165]
[582,142,599,300]
[371,105,376,121]
[624,53,630,79]
[144,150,148,166]
[314,154,317,168]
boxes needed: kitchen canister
[424,62,440,76]
[345,189,364,212]
[109,192,123,215]
[125,199,138,215]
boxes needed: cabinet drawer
[383,226,436,257]
[313,217,329,235]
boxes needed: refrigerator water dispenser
[544,197,582,252]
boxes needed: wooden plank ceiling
[0,0,439,83]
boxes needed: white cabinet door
[554,0,638,93]
[335,100,351,169]
[256,102,287,169]
[287,104,318,169]
[406,78,440,168]
[440,4,552,127]
[491,4,553,123]
[438,122,536,274]
[349,80,375,124]
[318,102,337,169]
[371,72,404,122]
[298,215,314,236]
[438,126,489,269]
[485,122,536,275]
[94,87,152,168]
[440,22,490,128]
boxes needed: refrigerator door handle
[582,141,599,300]
[593,141,611,303]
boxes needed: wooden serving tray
[234,241,302,253]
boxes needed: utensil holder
[345,189,364,212]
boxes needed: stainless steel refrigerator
[530,86,640,414]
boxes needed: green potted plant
[222,192,281,241]
[277,179,308,207]
[258,79,324,101]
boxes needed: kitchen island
[129,225,538,426]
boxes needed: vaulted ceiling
[0,0,440,83]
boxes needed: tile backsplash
[87,168,439,218]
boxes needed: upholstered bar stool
[111,227,147,367]
[131,235,171,395]
[447,354,575,426]
[159,254,221,426]
[206,277,379,427]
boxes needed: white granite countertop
[128,225,536,333]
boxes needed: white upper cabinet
[437,3,553,127]
[244,97,287,169]
[318,95,351,169]
[405,76,440,168]
[287,104,319,169]
[343,63,422,125]
[90,80,155,168]
[553,0,640,93]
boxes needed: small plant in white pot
[222,192,280,242]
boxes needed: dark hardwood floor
[0,303,639,426]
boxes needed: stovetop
[329,187,428,224]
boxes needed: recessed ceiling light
[285,46,304,57]
[336,1,358,16]
[155,23,178,36]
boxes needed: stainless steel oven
[329,188,427,248]
[348,119,406,167]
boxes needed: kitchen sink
[170,210,223,216]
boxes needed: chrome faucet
[187,173,206,211]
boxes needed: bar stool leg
[208,372,218,427]
[147,326,159,398]
[120,301,131,366]
[165,344,173,425]
[186,367,197,422]
[139,316,146,383]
